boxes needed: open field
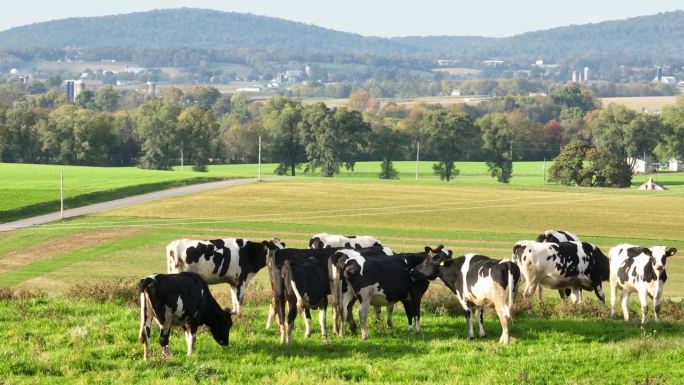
[432,67,482,76]
[0,163,226,222]
[4,161,684,223]
[307,96,491,108]
[601,96,677,112]
[2,174,684,383]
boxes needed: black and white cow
[536,230,583,301]
[266,244,392,343]
[512,241,610,304]
[333,249,432,340]
[166,237,285,315]
[609,244,677,324]
[536,230,581,244]
[410,248,520,344]
[309,233,383,249]
[138,272,232,360]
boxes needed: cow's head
[646,246,677,272]
[411,245,452,280]
[209,308,233,347]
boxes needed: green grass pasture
[2,173,684,384]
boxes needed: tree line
[1,83,683,186]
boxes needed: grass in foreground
[1,286,683,385]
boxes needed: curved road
[0,178,266,232]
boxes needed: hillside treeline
[1,82,683,184]
[3,9,684,74]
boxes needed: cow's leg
[285,296,297,343]
[610,277,618,317]
[265,299,276,329]
[184,324,198,356]
[465,307,475,339]
[159,322,172,357]
[569,288,582,304]
[359,296,371,340]
[495,303,511,345]
[477,307,486,337]
[537,286,543,304]
[638,289,649,325]
[411,287,427,333]
[275,294,287,344]
[319,305,327,339]
[654,285,663,322]
[386,304,394,328]
[229,286,240,315]
[339,290,354,338]
[303,308,312,338]
[374,305,382,322]
[346,295,358,335]
[621,290,631,321]
[139,293,153,360]
[403,299,414,332]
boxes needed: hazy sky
[2,0,682,37]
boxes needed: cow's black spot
[219,248,232,277]
[236,239,244,248]
[186,245,205,264]
[209,239,225,249]
[642,264,657,283]
[627,247,644,259]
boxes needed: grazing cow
[309,233,383,249]
[333,249,432,340]
[609,244,677,324]
[512,241,610,304]
[410,248,520,344]
[266,244,391,343]
[166,237,285,315]
[138,272,232,360]
[535,230,583,301]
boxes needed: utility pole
[180,141,184,173]
[60,171,64,220]
[258,135,262,182]
[415,141,420,181]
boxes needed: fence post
[415,141,420,181]
[60,171,64,220]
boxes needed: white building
[669,157,684,172]
[629,154,658,174]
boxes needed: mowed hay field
[2,178,684,384]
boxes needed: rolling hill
[0,8,683,62]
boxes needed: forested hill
[0,8,413,54]
[1,8,684,62]
[391,11,684,61]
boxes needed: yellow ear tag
[439,261,445,266]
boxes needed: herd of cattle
[137,230,677,359]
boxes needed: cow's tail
[506,263,515,320]
[138,277,153,343]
